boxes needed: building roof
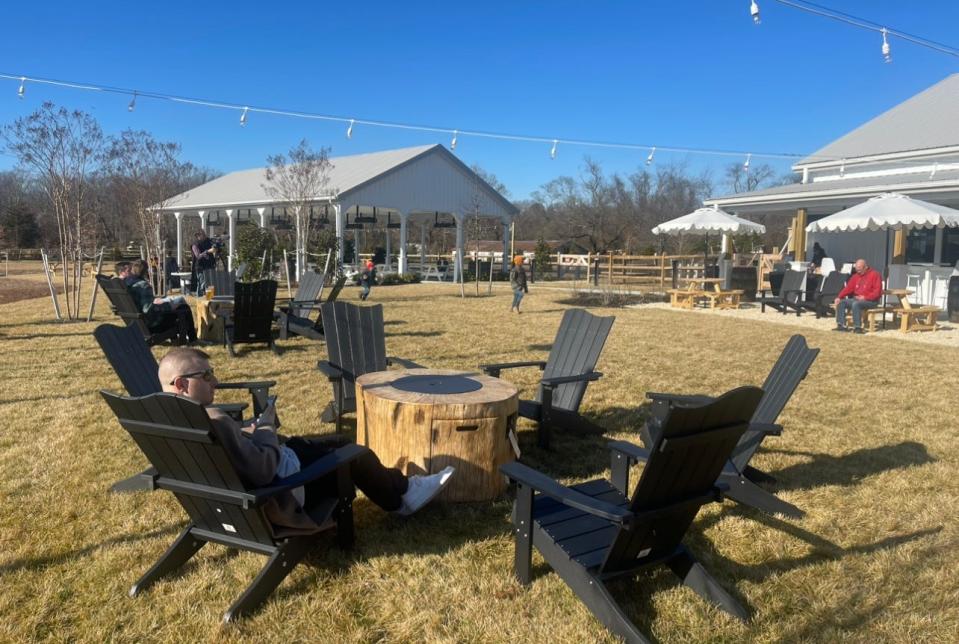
[159,144,518,216]
[796,73,959,167]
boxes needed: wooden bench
[666,284,705,309]
[844,306,893,333]
[702,284,743,310]
[890,298,940,332]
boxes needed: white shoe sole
[397,466,455,516]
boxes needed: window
[942,227,959,267]
[905,228,935,263]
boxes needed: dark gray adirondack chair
[759,269,805,316]
[317,301,422,433]
[95,274,179,345]
[276,270,326,340]
[481,308,614,449]
[801,271,849,318]
[644,334,819,518]
[99,390,366,622]
[203,269,236,299]
[501,386,763,643]
[224,280,279,357]
[93,323,278,492]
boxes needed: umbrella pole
[882,229,890,330]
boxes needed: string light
[239,106,248,127]
[127,91,137,112]
[646,146,656,166]
[346,118,354,139]
[881,28,892,63]
[743,153,751,174]
[930,162,939,180]
[550,139,558,159]
[17,76,24,99]
[839,158,846,177]
[450,129,457,150]
[750,1,761,25]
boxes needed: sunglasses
[169,367,215,385]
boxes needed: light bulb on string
[839,158,846,177]
[450,130,458,150]
[550,139,558,159]
[346,119,354,139]
[646,146,656,166]
[128,91,137,112]
[239,107,249,127]
[743,153,751,174]
[750,1,761,25]
[881,28,892,63]
[17,77,25,99]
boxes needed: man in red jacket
[834,258,883,333]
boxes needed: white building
[158,144,518,282]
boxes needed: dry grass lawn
[0,265,957,643]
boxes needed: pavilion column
[454,213,464,283]
[420,222,427,272]
[385,218,392,274]
[399,213,409,274]
[225,209,235,271]
[502,222,510,272]
[198,210,207,232]
[334,204,345,266]
[257,207,267,228]
[794,208,807,261]
[892,229,907,264]
[174,211,183,270]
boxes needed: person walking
[509,255,528,313]
[359,260,376,301]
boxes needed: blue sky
[1,1,957,199]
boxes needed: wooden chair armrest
[645,392,715,406]
[249,443,369,503]
[607,439,651,463]
[216,380,277,391]
[317,360,344,381]
[500,462,633,524]
[480,360,548,377]
[541,371,602,388]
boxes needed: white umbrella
[652,206,767,236]
[805,192,959,233]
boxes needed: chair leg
[556,563,651,643]
[721,473,804,518]
[742,465,777,485]
[537,389,553,449]
[222,537,314,623]
[668,547,748,622]
[269,337,281,356]
[129,525,206,597]
[512,483,534,585]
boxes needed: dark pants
[152,307,198,343]
[836,297,878,329]
[285,436,408,512]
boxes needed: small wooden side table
[355,369,519,502]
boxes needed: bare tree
[263,140,334,278]
[724,161,776,194]
[2,102,104,318]
[469,164,511,199]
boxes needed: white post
[721,233,730,255]
[225,209,235,271]
[198,210,207,231]
[502,221,510,272]
[399,212,409,274]
[385,218,392,274]
[174,211,183,270]
[335,204,345,267]
[454,213,465,283]
[257,207,267,228]
[294,206,303,279]
[420,221,427,272]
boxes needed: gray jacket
[509,265,528,292]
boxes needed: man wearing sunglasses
[159,348,454,536]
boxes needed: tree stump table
[355,368,519,502]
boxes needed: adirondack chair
[95,274,179,346]
[501,386,763,643]
[801,271,848,318]
[93,323,278,492]
[202,269,236,299]
[759,269,806,316]
[276,274,348,340]
[644,334,819,518]
[317,301,423,433]
[480,308,614,449]
[99,390,366,622]
[223,280,279,357]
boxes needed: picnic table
[885,289,941,332]
[667,278,742,310]
[194,296,233,342]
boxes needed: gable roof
[159,144,517,215]
[796,73,959,168]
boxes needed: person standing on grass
[191,229,216,296]
[509,255,528,313]
[158,347,454,532]
[359,260,376,301]
[834,258,882,334]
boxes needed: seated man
[834,258,882,334]
[120,259,199,344]
[158,347,453,531]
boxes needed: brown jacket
[206,407,324,538]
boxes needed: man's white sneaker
[395,466,455,516]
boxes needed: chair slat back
[600,386,761,574]
[325,275,347,304]
[232,280,278,345]
[96,274,155,340]
[204,270,236,297]
[100,391,275,545]
[729,335,819,472]
[290,271,326,319]
[780,270,806,306]
[539,309,615,411]
[94,324,162,396]
[320,302,388,407]
[818,271,847,301]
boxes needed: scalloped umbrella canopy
[805,192,959,233]
[652,206,766,235]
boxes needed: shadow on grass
[0,522,185,575]
[385,330,444,338]
[761,441,935,491]
[2,332,94,340]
